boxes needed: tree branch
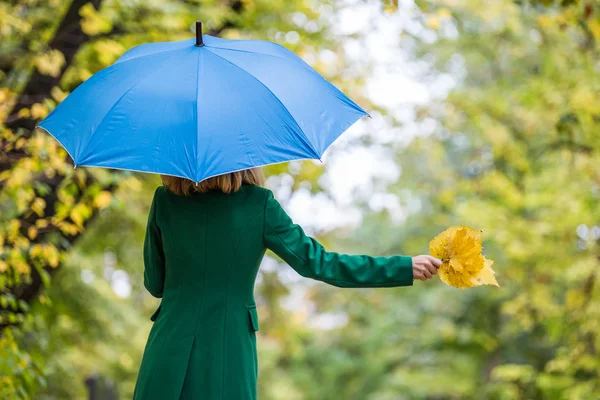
[0,0,247,329]
[4,0,103,133]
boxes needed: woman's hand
[412,255,442,281]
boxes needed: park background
[1,0,599,399]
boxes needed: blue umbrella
[38,22,369,183]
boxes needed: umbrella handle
[195,21,204,47]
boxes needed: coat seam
[222,207,263,400]
[205,48,320,158]
[142,328,169,399]
[192,204,209,336]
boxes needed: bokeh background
[1,0,599,399]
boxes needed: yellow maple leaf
[30,103,48,119]
[35,50,65,78]
[80,3,112,36]
[93,191,112,209]
[429,226,499,289]
[472,258,499,287]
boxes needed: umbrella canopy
[38,22,369,182]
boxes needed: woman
[132,167,441,400]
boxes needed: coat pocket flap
[246,304,259,332]
[150,304,162,322]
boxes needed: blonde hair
[161,168,265,196]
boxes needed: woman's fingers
[426,262,438,275]
[414,269,426,281]
[412,255,443,282]
[422,266,433,279]
[428,256,442,268]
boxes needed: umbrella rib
[77,51,185,164]
[76,83,142,164]
[36,125,78,167]
[205,43,367,116]
[204,48,321,159]
[205,41,315,72]
[113,41,192,66]
[194,50,201,182]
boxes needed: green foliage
[2,0,599,399]
[324,0,600,398]
[0,0,344,398]
[0,329,45,399]
[249,1,600,399]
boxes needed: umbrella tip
[195,21,204,47]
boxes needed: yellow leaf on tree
[30,103,48,119]
[430,226,499,289]
[42,244,60,268]
[35,50,65,78]
[7,219,21,243]
[69,209,83,227]
[14,236,30,250]
[31,197,46,217]
[15,137,27,149]
[537,15,554,28]
[69,203,91,227]
[57,221,80,236]
[426,15,440,30]
[80,3,112,36]
[383,0,399,13]
[78,68,93,81]
[93,191,112,209]
[437,8,452,19]
[51,86,68,103]
[588,20,600,41]
[17,108,31,118]
[27,226,37,240]
[0,88,8,103]
[35,219,49,229]
[94,40,126,66]
[29,244,43,258]
[16,262,30,275]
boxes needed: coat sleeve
[143,187,166,298]
[263,189,414,288]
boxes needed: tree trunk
[5,0,103,133]
[0,0,244,329]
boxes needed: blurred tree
[309,0,600,399]
[410,1,600,397]
[0,0,249,330]
[4,0,598,399]
[0,0,353,398]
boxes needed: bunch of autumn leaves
[429,226,499,289]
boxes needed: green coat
[132,183,414,400]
